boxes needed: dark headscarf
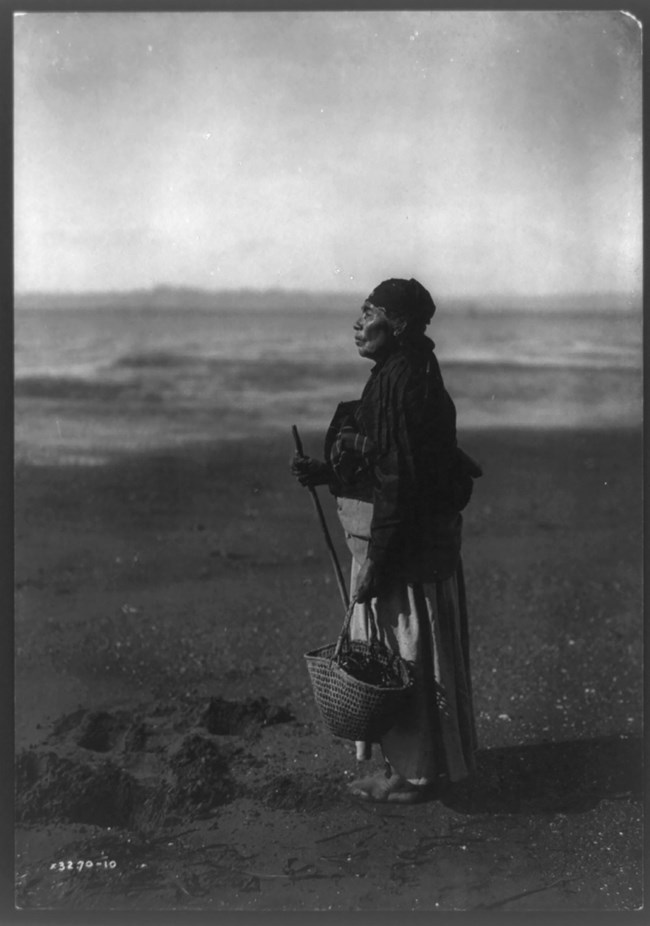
[365,278,436,334]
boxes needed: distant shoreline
[14,288,642,314]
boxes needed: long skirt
[348,553,477,786]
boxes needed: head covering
[365,278,436,332]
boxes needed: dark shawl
[325,337,465,583]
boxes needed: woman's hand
[355,558,380,603]
[289,453,330,487]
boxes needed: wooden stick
[292,425,349,610]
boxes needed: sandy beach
[14,424,643,911]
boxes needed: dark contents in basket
[336,647,408,689]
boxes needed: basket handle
[332,597,356,660]
[332,597,377,661]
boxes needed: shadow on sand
[443,735,642,815]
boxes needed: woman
[291,278,480,803]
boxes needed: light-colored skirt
[348,551,477,786]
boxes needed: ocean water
[14,303,643,465]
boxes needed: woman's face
[353,302,395,360]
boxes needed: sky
[14,10,642,298]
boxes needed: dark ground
[14,427,644,911]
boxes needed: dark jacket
[325,337,474,583]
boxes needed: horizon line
[14,285,642,301]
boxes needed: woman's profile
[291,277,482,803]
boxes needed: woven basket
[305,604,413,742]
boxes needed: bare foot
[347,772,433,804]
